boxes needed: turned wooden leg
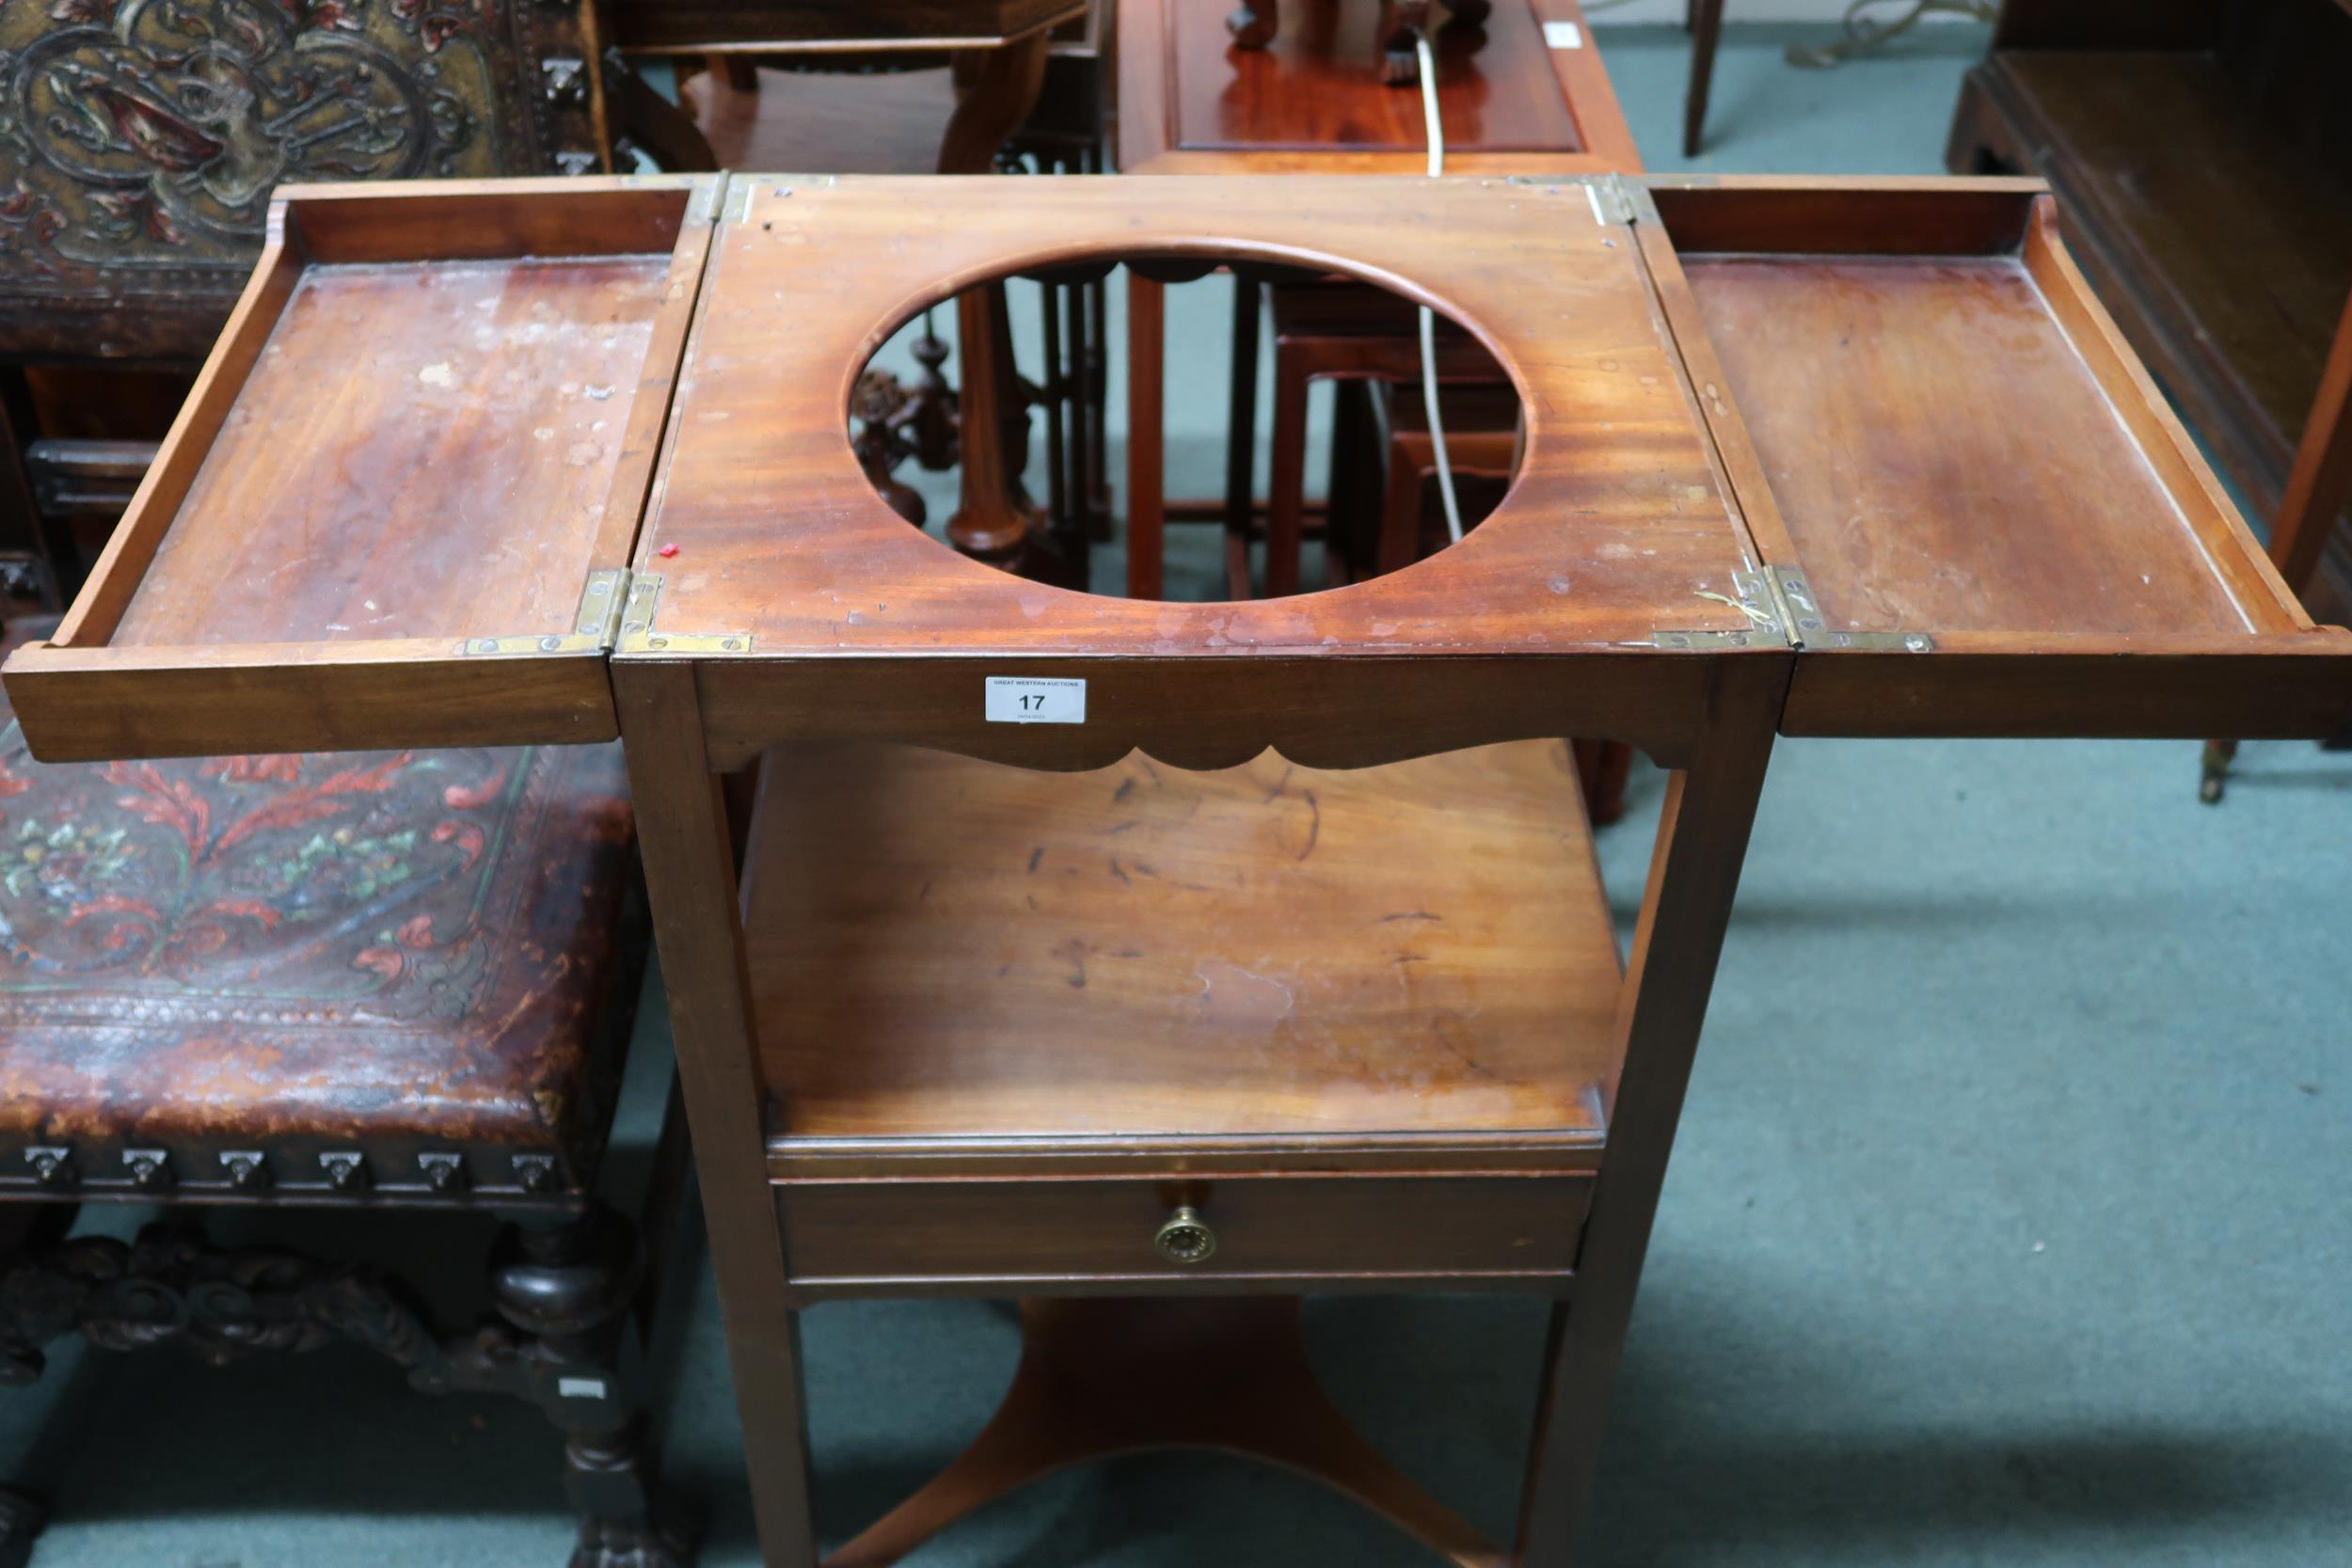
[1685,0,1726,157]
[940,34,1054,569]
[488,1207,693,1568]
[826,1298,1507,1568]
[0,1205,65,1568]
[1227,0,1279,49]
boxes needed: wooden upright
[3,171,2347,1568]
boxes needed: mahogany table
[5,170,2349,1568]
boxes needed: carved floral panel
[0,0,596,352]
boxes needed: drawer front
[779,1175,1591,1291]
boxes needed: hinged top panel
[626,173,1780,767]
[1637,175,2352,740]
[4,176,725,763]
[634,175,1765,658]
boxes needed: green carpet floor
[10,22,2352,1568]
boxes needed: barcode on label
[1543,21,1582,47]
[984,676,1087,724]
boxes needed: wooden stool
[1367,380,1519,578]
[1261,280,1508,597]
[0,654,686,1567]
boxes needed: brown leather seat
[0,705,637,1204]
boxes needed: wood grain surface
[744,738,1621,1146]
[636,174,1760,657]
[116,257,673,647]
[1114,0,1638,173]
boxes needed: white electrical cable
[1414,29,1466,546]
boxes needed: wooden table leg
[1127,272,1167,600]
[1516,666,1785,1563]
[1684,0,1726,158]
[2202,288,2352,801]
[826,1297,1508,1568]
[1224,275,1263,586]
[941,32,1054,569]
[618,664,819,1568]
[1264,341,1311,597]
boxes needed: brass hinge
[463,568,631,657]
[687,175,726,226]
[1651,568,1790,650]
[1504,174,1657,227]
[1767,568,1935,653]
[612,572,756,656]
[1574,174,1659,229]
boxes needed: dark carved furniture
[0,628,683,1565]
[0,0,635,606]
[1947,0,2352,631]
[5,169,2351,1568]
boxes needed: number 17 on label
[984,676,1087,724]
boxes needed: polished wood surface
[638,175,1758,662]
[1682,253,2250,634]
[119,259,668,647]
[682,64,958,174]
[1173,0,1579,151]
[1948,0,2352,617]
[1116,0,1638,173]
[780,1173,1592,1289]
[5,177,721,763]
[1985,50,2352,480]
[744,739,1619,1146]
[1644,175,2352,741]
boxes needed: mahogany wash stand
[5,172,2347,1567]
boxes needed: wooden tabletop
[629,174,1762,662]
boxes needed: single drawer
[779,1174,1591,1291]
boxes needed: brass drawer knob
[1153,1205,1216,1265]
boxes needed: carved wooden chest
[0,0,609,363]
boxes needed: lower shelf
[742,738,1624,1172]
